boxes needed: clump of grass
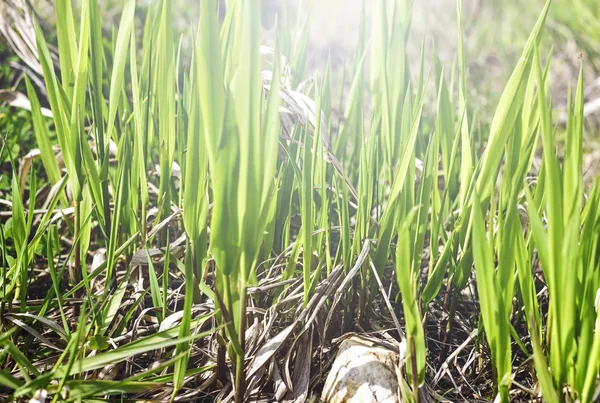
[1,0,600,402]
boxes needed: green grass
[1,0,600,401]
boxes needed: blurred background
[1,0,600,182]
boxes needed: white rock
[321,336,404,403]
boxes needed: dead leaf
[247,323,296,379]
[283,327,313,403]
[18,148,40,196]
[272,361,288,401]
[0,90,52,117]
